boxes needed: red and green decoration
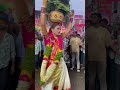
[43,44,63,63]
[43,44,52,60]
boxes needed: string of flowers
[40,45,63,85]
[40,44,52,85]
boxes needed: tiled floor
[69,69,85,90]
[35,68,85,90]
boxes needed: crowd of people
[35,30,45,70]
[63,31,85,72]
[86,13,120,90]
[0,9,25,90]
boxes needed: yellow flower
[46,45,49,47]
[44,56,48,58]
[58,49,62,52]
[54,60,59,63]
[46,44,52,47]
[49,44,52,46]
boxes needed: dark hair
[0,12,9,23]
[71,10,74,13]
[49,23,61,31]
[100,18,108,24]
[77,34,80,36]
[49,23,61,33]
[90,13,102,19]
[114,10,117,13]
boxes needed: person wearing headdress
[39,0,74,90]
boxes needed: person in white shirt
[70,32,82,72]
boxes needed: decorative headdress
[49,11,64,25]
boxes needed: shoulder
[86,26,93,34]
[37,40,41,43]
[100,27,110,34]
[86,26,93,31]
[78,38,82,40]
[77,37,81,41]
[70,37,74,40]
[99,26,108,31]
[6,33,14,40]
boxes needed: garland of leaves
[43,44,63,61]
[54,50,62,60]
[43,44,52,58]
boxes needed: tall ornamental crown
[49,11,64,24]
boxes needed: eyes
[57,27,61,30]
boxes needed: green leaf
[46,0,70,16]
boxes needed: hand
[70,10,74,18]
[11,64,15,74]
[42,0,48,6]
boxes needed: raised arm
[62,11,74,39]
[40,0,48,36]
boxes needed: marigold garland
[40,34,63,86]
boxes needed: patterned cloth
[63,38,70,62]
[0,33,15,69]
[35,39,41,55]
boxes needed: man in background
[0,12,15,90]
[86,13,119,90]
[70,32,82,72]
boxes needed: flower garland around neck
[40,34,63,85]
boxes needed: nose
[58,30,60,33]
